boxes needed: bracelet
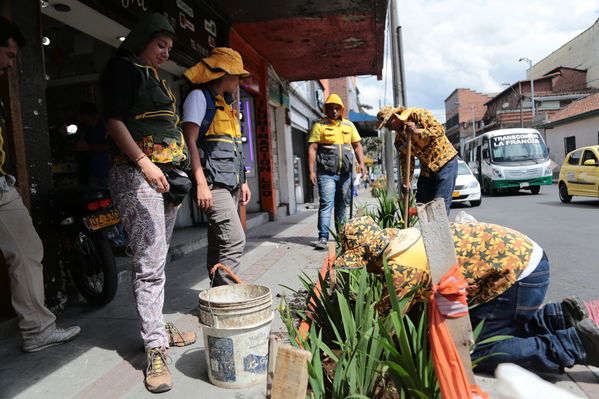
[134,154,147,164]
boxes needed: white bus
[462,128,552,195]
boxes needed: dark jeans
[470,252,587,373]
[416,155,457,215]
[317,172,352,240]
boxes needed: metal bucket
[198,285,273,389]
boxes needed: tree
[355,86,374,114]
[362,136,382,162]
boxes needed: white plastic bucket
[198,285,274,389]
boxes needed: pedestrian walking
[377,106,458,214]
[182,47,251,287]
[100,13,195,393]
[334,216,599,374]
[0,16,81,354]
[308,94,367,250]
[353,170,361,197]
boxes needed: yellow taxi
[558,145,599,203]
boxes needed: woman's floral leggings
[109,164,178,350]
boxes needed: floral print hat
[332,216,396,269]
[376,106,417,129]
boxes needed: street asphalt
[0,186,596,398]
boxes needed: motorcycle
[55,186,120,305]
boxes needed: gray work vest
[120,54,189,168]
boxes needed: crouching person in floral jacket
[332,216,599,374]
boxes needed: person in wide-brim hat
[181,47,252,289]
[334,215,599,376]
[375,103,459,216]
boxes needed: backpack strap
[198,86,217,137]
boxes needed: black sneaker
[562,297,588,328]
[315,237,328,250]
[575,318,599,367]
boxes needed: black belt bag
[161,167,192,206]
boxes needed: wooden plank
[266,333,283,399]
[270,345,312,399]
[416,198,475,385]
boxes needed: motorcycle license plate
[83,210,120,231]
[452,191,460,198]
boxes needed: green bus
[463,128,552,195]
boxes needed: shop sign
[254,96,276,212]
[81,0,227,67]
[176,0,193,17]
[492,133,541,147]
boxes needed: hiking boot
[315,237,328,250]
[22,325,81,353]
[562,297,588,328]
[145,347,172,393]
[575,318,599,367]
[165,322,196,347]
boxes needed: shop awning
[213,0,388,81]
[349,110,379,137]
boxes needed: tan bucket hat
[184,47,250,85]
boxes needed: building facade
[444,88,492,151]
[539,93,599,173]
[531,19,599,91]
[482,67,596,137]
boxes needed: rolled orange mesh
[429,264,488,399]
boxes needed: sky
[356,0,599,123]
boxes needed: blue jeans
[317,172,352,240]
[416,156,457,215]
[470,253,586,373]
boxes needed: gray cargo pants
[206,186,245,284]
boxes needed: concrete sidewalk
[0,188,597,398]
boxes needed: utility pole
[385,0,406,195]
[518,81,523,128]
[470,106,476,138]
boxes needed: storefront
[0,0,241,313]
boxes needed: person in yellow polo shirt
[333,216,599,375]
[308,94,367,249]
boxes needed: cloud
[356,0,599,123]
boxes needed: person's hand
[401,183,411,194]
[309,171,317,186]
[196,181,213,211]
[359,165,368,179]
[404,121,418,134]
[240,183,251,206]
[138,157,169,193]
